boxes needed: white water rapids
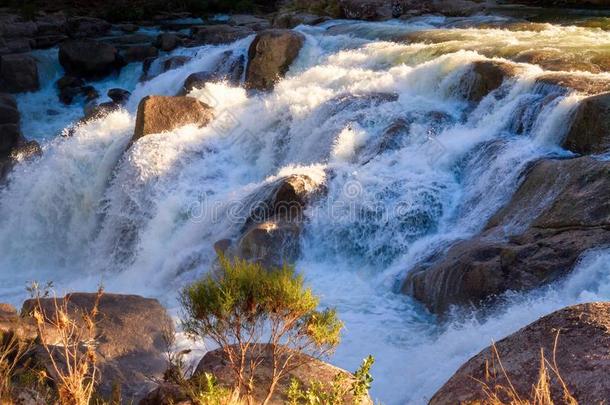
[2,16,610,404]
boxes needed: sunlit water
[2,16,610,404]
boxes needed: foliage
[0,330,32,402]
[285,355,374,405]
[180,256,343,405]
[186,372,235,405]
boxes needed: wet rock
[84,101,121,120]
[237,218,301,267]
[155,32,182,52]
[132,95,214,143]
[458,60,523,102]
[194,344,371,405]
[245,29,305,91]
[66,16,111,38]
[190,24,254,45]
[0,93,20,125]
[109,33,156,46]
[429,0,486,17]
[122,44,159,63]
[403,156,610,314]
[272,11,328,28]
[0,54,39,93]
[141,55,192,81]
[339,0,393,20]
[4,38,32,54]
[34,34,69,49]
[181,71,222,94]
[56,76,98,104]
[0,20,37,38]
[59,40,120,79]
[563,92,610,154]
[108,88,131,105]
[22,293,173,402]
[228,14,272,31]
[535,73,610,95]
[431,302,610,404]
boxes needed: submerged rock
[431,302,610,404]
[22,293,173,402]
[132,95,214,143]
[237,219,302,267]
[0,53,39,93]
[59,40,120,79]
[563,92,610,154]
[403,157,610,314]
[245,29,305,91]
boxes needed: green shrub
[286,355,375,405]
[180,256,343,405]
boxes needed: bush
[180,256,343,405]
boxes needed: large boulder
[195,344,371,405]
[0,54,39,93]
[141,55,192,82]
[431,302,610,404]
[562,92,610,154]
[65,16,111,38]
[272,11,329,28]
[22,293,173,402]
[190,25,254,45]
[121,45,159,64]
[245,29,305,91]
[155,32,182,52]
[0,93,22,157]
[132,96,214,143]
[228,14,272,31]
[339,0,398,20]
[59,40,120,79]
[458,60,523,102]
[403,157,610,314]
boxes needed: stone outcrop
[431,302,610,404]
[22,293,173,402]
[403,156,610,314]
[220,174,322,267]
[132,95,214,143]
[141,55,192,81]
[245,29,305,91]
[458,60,523,102]
[562,92,610,154]
[190,25,254,45]
[196,344,371,405]
[59,40,120,79]
[0,53,39,93]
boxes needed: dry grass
[30,287,103,405]
[477,332,578,405]
[0,331,31,402]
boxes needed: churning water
[1,15,609,404]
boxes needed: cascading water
[1,15,609,404]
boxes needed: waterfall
[1,16,608,404]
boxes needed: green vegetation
[180,255,344,405]
[286,355,375,405]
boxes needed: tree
[180,256,343,405]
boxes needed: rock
[0,302,36,342]
[535,73,610,95]
[66,16,111,38]
[122,44,159,63]
[132,96,214,143]
[4,38,32,54]
[194,344,371,405]
[141,55,192,81]
[56,75,85,104]
[118,23,139,33]
[339,0,391,20]
[190,25,254,45]
[228,14,272,31]
[22,293,173,402]
[429,0,486,17]
[181,71,222,94]
[0,54,39,93]
[431,302,610,404]
[84,101,120,120]
[232,174,322,267]
[0,20,37,38]
[458,60,523,102]
[0,303,17,324]
[562,92,610,154]
[0,93,20,125]
[272,11,328,28]
[59,40,120,79]
[138,383,192,405]
[109,33,156,46]
[245,29,305,91]
[34,34,69,49]
[108,88,131,105]
[156,32,182,52]
[237,219,301,267]
[403,156,610,314]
